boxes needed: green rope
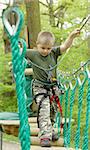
[82,72,90,150]
[54,111,61,137]
[2,7,30,150]
[63,87,70,146]
[75,72,87,149]
[66,83,77,146]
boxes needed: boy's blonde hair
[36,31,55,46]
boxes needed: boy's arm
[60,29,80,53]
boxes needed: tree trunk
[55,4,66,29]
[48,0,55,27]
[25,0,41,48]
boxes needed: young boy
[26,29,80,147]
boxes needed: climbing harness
[33,79,63,131]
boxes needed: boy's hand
[70,29,80,39]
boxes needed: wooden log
[3,141,79,150]
[2,125,18,137]
[0,117,74,137]
[0,118,37,126]
[30,128,60,136]
[2,125,62,137]
[1,124,38,136]
[28,117,74,124]
[30,136,64,147]
[30,146,77,150]
[0,117,74,125]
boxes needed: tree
[39,0,73,28]
[25,0,41,48]
[46,0,55,26]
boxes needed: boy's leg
[33,86,52,141]
[38,95,52,140]
[50,100,59,141]
[50,100,57,127]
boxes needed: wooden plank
[0,117,74,137]
[1,124,38,136]
[31,146,76,150]
[2,141,77,150]
[1,125,63,137]
[30,136,64,147]
[3,141,81,150]
[0,117,74,125]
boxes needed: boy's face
[37,43,52,56]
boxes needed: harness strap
[33,85,63,130]
[50,95,63,130]
[34,93,48,103]
[34,92,49,128]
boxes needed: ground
[2,141,20,150]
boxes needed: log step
[30,136,64,147]
[2,126,62,137]
[30,146,75,150]
[30,128,61,136]
[0,117,74,137]
[3,141,76,150]
[0,117,74,125]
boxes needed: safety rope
[2,7,30,150]
[28,55,90,75]
[63,87,70,146]
[75,72,87,149]
[66,80,77,146]
[82,69,90,150]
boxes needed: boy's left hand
[70,29,80,38]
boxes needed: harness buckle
[51,77,57,83]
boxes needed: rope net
[57,68,90,149]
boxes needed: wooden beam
[0,117,74,137]
[1,125,63,137]
[30,136,64,147]
[31,146,78,150]
[0,117,74,125]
